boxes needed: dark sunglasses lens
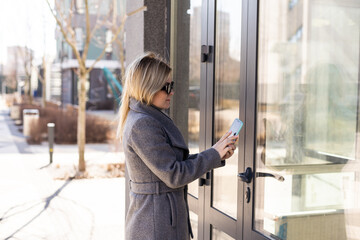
[163,82,174,94]
[168,82,174,94]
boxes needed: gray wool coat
[123,98,225,240]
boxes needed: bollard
[47,123,55,164]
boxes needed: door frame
[242,0,270,239]
[202,0,240,238]
[171,0,267,239]
[200,0,255,239]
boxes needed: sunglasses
[161,81,174,94]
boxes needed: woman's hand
[212,131,238,160]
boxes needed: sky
[0,0,57,65]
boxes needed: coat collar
[129,98,189,151]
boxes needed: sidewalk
[0,96,125,240]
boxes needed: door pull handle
[256,172,285,182]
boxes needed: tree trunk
[28,77,33,105]
[77,72,87,171]
[42,56,47,107]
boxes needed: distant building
[36,57,62,104]
[4,46,35,96]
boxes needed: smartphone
[228,118,243,137]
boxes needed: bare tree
[46,0,146,171]
[109,0,126,80]
[84,0,126,81]
[5,68,18,94]
[4,51,19,94]
[37,7,51,108]
[16,46,48,107]
[36,56,47,107]
[16,47,34,104]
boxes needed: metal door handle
[256,172,285,182]
[238,167,253,183]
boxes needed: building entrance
[171,0,360,239]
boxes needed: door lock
[238,167,253,183]
[245,187,251,203]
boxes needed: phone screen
[229,118,243,136]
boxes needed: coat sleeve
[128,117,224,188]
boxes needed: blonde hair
[117,52,172,139]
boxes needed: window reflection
[255,0,360,239]
[187,0,202,199]
[212,226,234,240]
[212,0,241,219]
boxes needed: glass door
[244,0,360,239]
[202,0,246,239]
[172,0,248,239]
[170,0,206,239]
[170,0,216,239]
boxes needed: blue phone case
[229,118,243,136]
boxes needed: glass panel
[212,226,234,240]
[187,0,202,198]
[255,0,360,239]
[212,0,242,218]
[190,211,198,240]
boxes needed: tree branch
[66,0,76,39]
[89,0,111,40]
[115,36,125,81]
[85,6,147,74]
[81,0,91,62]
[46,0,83,69]
[17,47,32,79]
[54,0,75,40]
[127,5,147,18]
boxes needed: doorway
[171,0,247,239]
[170,0,360,239]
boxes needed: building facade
[125,0,360,239]
[36,59,62,103]
[54,0,125,109]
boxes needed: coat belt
[129,180,184,195]
[129,180,194,238]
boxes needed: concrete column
[125,0,169,64]
[169,0,190,143]
[125,0,170,214]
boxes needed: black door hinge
[199,171,211,186]
[201,45,212,63]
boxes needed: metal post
[47,123,55,164]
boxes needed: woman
[118,52,238,240]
